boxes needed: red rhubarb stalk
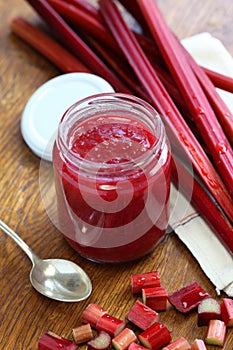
[205,319,226,346]
[72,323,94,344]
[46,0,119,53]
[82,304,107,328]
[180,42,233,145]
[125,300,160,330]
[137,0,233,197]
[99,0,233,224]
[171,156,233,254]
[203,66,233,94]
[138,322,171,350]
[112,328,137,350]
[168,281,210,313]
[142,286,168,311]
[221,298,233,327]
[131,271,160,294]
[128,343,148,350]
[162,337,191,350]
[87,331,112,350]
[25,0,129,93]
[96,313,126,337]
[197,298,221,327]
[190,339,207,350]
[10,16,90,73]
[38,332,78,350]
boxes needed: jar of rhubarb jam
[53,93,171,263]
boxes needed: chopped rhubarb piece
[138,322,171,350]
[96,313,126,337]
[128,342,148,350]
[112,328,137,350]
[168,281,210,313]
[126,300,160,330]
[38,332,78,350]
[162,337,191,349]
[131,271,160,294]
[205,319,226,346]
[142,286,168,311]
[87,331,111,350]
[221,298,233,327]
[72,323,93,344]
[191,339,207,350]
[197,297,221,326]
[82,304,107,328]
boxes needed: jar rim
[56,93,166,173]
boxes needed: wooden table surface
[0,0,232,349]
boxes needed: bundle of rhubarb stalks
[11,0,233,253]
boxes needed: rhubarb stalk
[10,16,91,73]
[25,0,129,93]
[137,0,233,197]
[99,0,233,224]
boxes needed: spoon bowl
[0,220,92,302]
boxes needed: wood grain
[0,1,232,349]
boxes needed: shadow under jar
[53,93,171,263]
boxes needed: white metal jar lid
[21,73,114,162]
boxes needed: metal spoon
[0,220,92,302]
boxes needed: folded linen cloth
[169,32,233,297]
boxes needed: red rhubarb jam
[53,93,171,263]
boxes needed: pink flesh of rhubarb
[82,304,107,328]
[112,328,137,350]
[162,336,191,349]
[87,331,111,350]
[197,298,221,326]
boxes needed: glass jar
[53,93,171,263]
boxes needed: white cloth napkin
[169,32,233,297]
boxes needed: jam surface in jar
[53,94,171,263]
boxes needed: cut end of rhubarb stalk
[38,332,78,350]
[197,297,221,326]
[205,319,226,347]
[168,281,210,313]
[87,331,111,350]
[112,328,137,350]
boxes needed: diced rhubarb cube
[162,337,191,349]
[168,282,210,313]
[191,339,207,350]
[128,342,148,350]
[87,331,111,350]
[221,298,233,327]
[205,319,226,347]
[38,332,78,350]
[142,286,168,311]
[197,297,221,326]
[96,313,126,337]
[73,323,94,344]
[138,322,171,350]
[131,272,160,294]
[82,304,107,328]
[112,328,137,350]
[126,300,160,330]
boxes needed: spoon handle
[0,219,38,264]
